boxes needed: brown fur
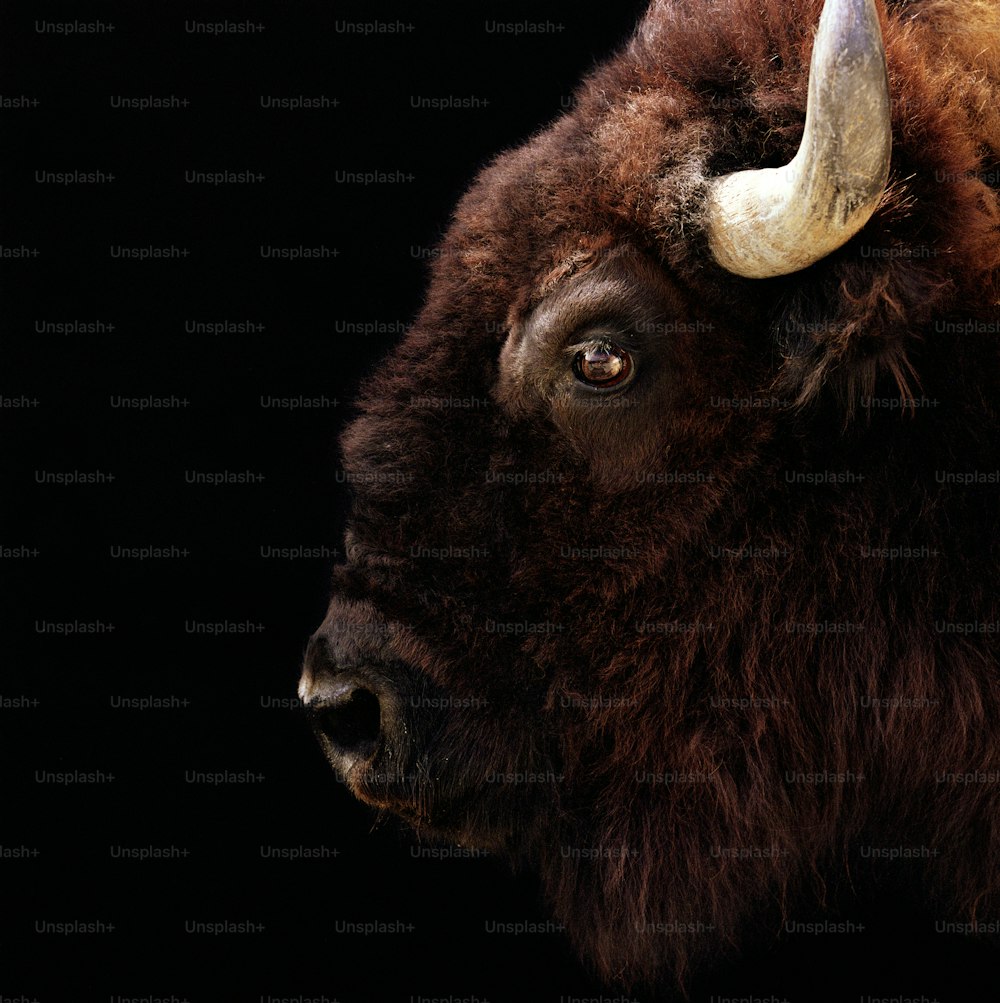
[311,0,1000,989]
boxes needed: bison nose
[307,675,383,760]
[299,634,403,775]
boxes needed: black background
[1,2,994,1002]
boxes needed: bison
[300,0,1000,989]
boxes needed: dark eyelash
[565,329,640,356]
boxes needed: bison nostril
[315,684,381,756]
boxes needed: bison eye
[572,339,633,389]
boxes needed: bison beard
[301,0,1000,990]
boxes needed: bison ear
[770,261,923,413]
[704,0,892,279]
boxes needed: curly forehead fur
[321,0,1000,990]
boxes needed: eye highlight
[572,339,633,389]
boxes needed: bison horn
[704,0,892,278]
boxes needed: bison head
[300,0,1000,986]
